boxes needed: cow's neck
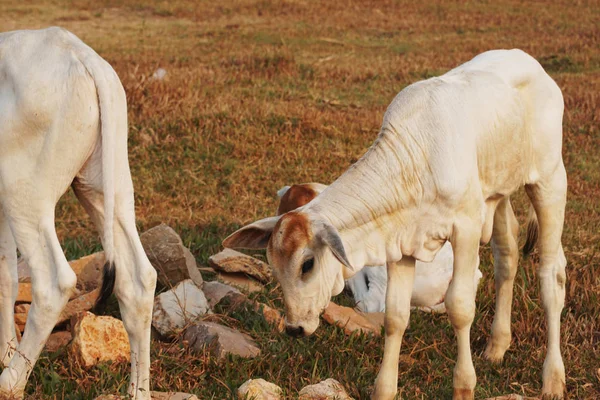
[305,124,433,268]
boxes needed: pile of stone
[150,243,284,359]
[14,223,284,366]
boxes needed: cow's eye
[301,258,314,275]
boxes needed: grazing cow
[276,183,483,313]
[224,49,567,399]
[0,27,156,399]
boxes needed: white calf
[0,27,156,399]
[225,49,567,399]
[276,183,483,313]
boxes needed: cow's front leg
[372,256,415,400]
[446,223,480,400]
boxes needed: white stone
[209,248,271,283]
[238,378,282,400]
[151,68,167,81]
[152,279,210,337]
[298,379,353,400]
[202,281,241,308]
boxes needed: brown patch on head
[268,211,311,268]
[276,185,318,215]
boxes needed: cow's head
[223,186,354,337]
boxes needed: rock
[58,288,99,324]
[151,68,167,81]
[183,321,260,359]
[358,311,385,331]
[69,312,130,367]
[141,224,203,289]
[151,392,199,400]
[298,379,353,400]
[69,252,106,292]
[238,378,282,400]
[323,302,381,337]
[46,331,72,352]
[14,303,29,314]
[152,279,210,337]
[216,272,263,293]
[209,249,271,283]
[16,283,32,302]
[202,281,241,308]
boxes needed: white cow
[0,27,156,399]
[276,183,483,313]
[224,49,567,399]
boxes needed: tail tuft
[523,207,539,258]
[95,261,116,312]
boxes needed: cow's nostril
[285,325,304,338]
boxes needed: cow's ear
[314,220,355,272]
[276,186,291,198]
[222,216,280,249]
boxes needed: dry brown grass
[0,0,598,399]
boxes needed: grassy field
[1,0,599,399]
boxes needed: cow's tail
[73,35,123,309]
[523,203,539,258]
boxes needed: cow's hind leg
[525,165,567,399]
[0,201,76,398]
[0,208,18,368]
[484,197,519,362]
[73,174,156,400]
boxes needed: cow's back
[0,28,101,194]
[0,27,97,124]
[381,49,563,203]
[448,49,564,197]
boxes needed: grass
[1,0,599,398]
